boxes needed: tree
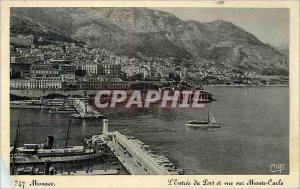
[120,72,129,81]
[132,73,143,81]
[169,73,181,81]
[75,68,86,76]
[53,63,59,69]
[11,70,21,79]
[169,73,175,80]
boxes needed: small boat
[49,107,76,114]
[70,113,106,119]
[185,110,220,128]
[44,98,76,110]
[107,161,118,165]
[58,169,119,175]
[17,167,41,175]
[10,100,43,109]
[168,168,184,175]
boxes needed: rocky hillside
[10,7,288,75]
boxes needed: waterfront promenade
[108,132,171,175]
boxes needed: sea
[10,86,289,175]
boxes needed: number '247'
[14,180,26,188]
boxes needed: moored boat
[10,100,43,109]
[11,138,103,164]
[49,107,76,114]
[70,113,106,119]
[10,119,103,165]
[57,169,119,175]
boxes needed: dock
[87,119,183,175]
[72,99,105,119]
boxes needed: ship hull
[185,123,220,128]
[49,110,76,114]
[70,114,106,119]
[11,153,103,164]
[10,104,43,109]
[58,169,119,175]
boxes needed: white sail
[209,113,218,124]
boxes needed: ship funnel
[44,161,51,175]
[49,167,55,175]
[46,136,54,149]
[103,119,109,133]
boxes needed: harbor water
[10,87,289,174]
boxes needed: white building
[61,74,76,82]
[76,63,98,75]
[10,79,62,89]
[84,64,96,74]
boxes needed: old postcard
[0,0,299,188]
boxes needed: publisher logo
[270,164,285,173]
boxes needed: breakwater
[10,89,101,98]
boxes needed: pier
[72,99,104,119]
[88,119,183,175]
[73,99,95,114]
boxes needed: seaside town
[10,14,289,175]
[9,34,214,176]
[10,34,288,93]
[8,6,290,179]
[9,33,223,176]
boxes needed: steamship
[159,87,214,103]
[11,136,103,164]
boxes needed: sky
[153,8,289,49]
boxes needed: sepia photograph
[8,7,291,177]
[0,0,298,187]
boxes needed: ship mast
[84,91,87,113]
[207,106,210,123]
[87,144,92,173]
[11,116,21,175]
[64,119,72,148]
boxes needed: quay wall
[10,89,132,98]
[113,132,170,175]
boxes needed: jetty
[71,99,105,119]
[87,119,183,175]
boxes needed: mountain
[10,7,288,75]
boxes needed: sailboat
[185,109,221,128]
